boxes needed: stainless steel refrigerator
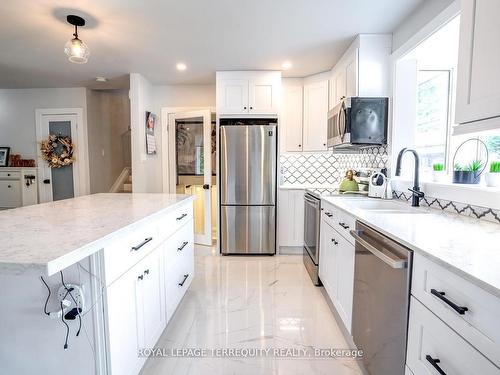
[220,120,277,255]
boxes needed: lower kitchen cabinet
[278,189,304,249]
[319,209,355,333]
[103,200,194,375]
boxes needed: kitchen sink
[351,200,426,214]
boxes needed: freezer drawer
[220,125,276,205]
[221,205,276,254]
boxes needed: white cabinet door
[335,232,355,332]
[456,0,500,124]
[345,51,358,98]
[106,263,143,375]
[283,85,303,152]
[0,180,22,208]
[249,77,279,115]
[303,80,329,151]
[278,189,304,247]
[329,71,337,110]
[319,221,338,301]
[335,70,346,104]
[217,79,249,115]
[136,249,166,349]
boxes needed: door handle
[425,355,447,375]
[203,184,210,190]
[43,179,51,184]
[131,237,153,251]
[178,274,189,287]
[176,213,188,221]
[430,289,468,315]
[350,230,407,269]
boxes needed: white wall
[392,0,455,52]
[152,84,215,112]
[130,73,163,193]
[0,88,87,159]
[87,89,130,193]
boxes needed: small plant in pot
[453,160,483,184]
[432,163,446,183]
[485,161,500,187]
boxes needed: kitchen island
[0,193,195,375]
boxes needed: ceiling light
[96,77,107,82]
[176,63,187,71]
[282,61,292,70]
[64,15,90,64]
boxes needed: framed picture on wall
[145,111,157,155]
[0,147,10,167]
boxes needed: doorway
[35,109,88,202]
[166,109,216,246]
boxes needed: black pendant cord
[73,24,78,39]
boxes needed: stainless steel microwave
[327,97,388,148]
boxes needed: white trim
[35,108,90,202]
[109,167,131,193]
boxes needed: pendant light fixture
[64,15,90,64]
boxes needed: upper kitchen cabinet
[216,71,281,116]
[303,79,329,151]
[282,83,304,152]
[329,34,392,110]
[455,0,500,129]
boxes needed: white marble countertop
[322,196,500,297]
[0,193,194,275]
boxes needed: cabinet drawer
[157,202,193,242]
[412,253,500,366]
[0,171,21,179]
[103,223,160,285]
[321,203,355,244]
[164,219,194,263]
[165,236,194,322]
[407,297,499,375]
[0,180,22,208]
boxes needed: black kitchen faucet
[395,148,425,207]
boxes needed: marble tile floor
[140,246,364,375]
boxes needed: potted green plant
[453,160,483,184]
[485,161,500,187]
[432,163,446,183]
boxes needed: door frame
[35,108,89,202]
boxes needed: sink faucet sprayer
[395,148,424,207]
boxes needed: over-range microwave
[327,97,388,149]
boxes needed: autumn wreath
[40,135,75,168]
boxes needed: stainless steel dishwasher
[350,221,412,375]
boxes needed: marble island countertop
[0,193,194,275]
[322,196,500,298]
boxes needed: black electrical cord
[40,276,51,316]
[60,294,70,350]
[60,271,81,337]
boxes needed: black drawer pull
[325,212,333,217]
[177,241,188,251]
[144,269,150,275]
[138,274,144,281]
[431,289,468,315]
[176,213,188,221]
[131,237,153,251]
[338,222,349,229]
[426,355,447,375]
[331,238,338,245]
[178,274,189,287]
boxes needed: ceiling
[0,0,423,88]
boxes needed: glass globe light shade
[64,37,90,64]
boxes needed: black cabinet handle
[131,237,153,251]
[331,238,338,245]
[298,144,301,147]
[177,241,188,251]
[144,269,150,275]
[338,222,349,229]
[178,274,189,287]
[431,289,468,315]
[426,355,447,375]
[43,179,51,184]
[7,185,11,188]
[138,274,144,281]
[243,106,247,110]
[325,212,333,218]
[250,106,253,110]
[203,184,210,190]
[176,213,188,221]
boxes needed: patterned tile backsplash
[280,146,388,186]
[393,190,500,224]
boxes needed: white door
[303,80,329,151]
[248,78,279,115]
[283,85,303,152]
[217,79,249,114]
[456,0,500,125]
[36,114,82,202]
[169,110,213,246]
